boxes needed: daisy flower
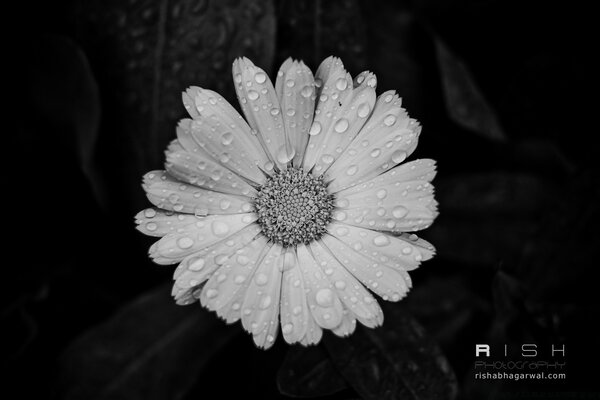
[135,56,438,349]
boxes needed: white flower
[135,56,438,349]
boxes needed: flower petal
[307,74,376,174]
[149,214,258,265]
[296,244,344,330]
[327,222,435,272]
[275,59,316,166]
[233,57,292,169]
[143,170,255,215]
[200,235,271,323]
[170,224,263,304]
[332,159,438,232]
[241,243,283,349]
[321,234,412,302]
[177,87,268,183]
[280,248,310,344]
[166,147,257,196]
[303,57,354,171]
[331,308,357,338]
[309,240,383,328]
[326,91,421,192]
[299,309,323,346]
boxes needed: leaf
[323,305,458,400]
[277,344,348,398]
[58,283,240,400]
[434,37,506,141]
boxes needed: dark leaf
[428,172,558,266]
[277,344,347,398]
[58,283,240,400]
[323,305,457,400]
[434,37,506,142]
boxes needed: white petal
[279,248,310,344]
[331,308,357,338]
[180,86,268,184]
[327,91,421,192]
[149,214,258,265]
[309,240,383,328]
[303,57,354,171]
[241,243,283,349]
[327,222,435,272]
[199,235,270,323]
[275,59,316,166]
[166,147,256,196]
[321,234,411,302]
[296,244,344,330]
[143,171,255,216]
[233,57,292,169]
[170,224,263,304]
[308,74,377,176]
[332,159,438,232]
[299,310,323,346]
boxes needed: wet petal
[327,222,435,272]
[309,240,383,328]
[233,57,292,169]
[321,234,412,302]
[303,57,354,171]
[143,170,255,215]
[331,308,357,338]
[275,59,316,166]
[241,243,283,349]
[327,91,421,192]
[279,248,310,344]
[332,159,438,232]
[149,214,258,265]
[296,244,344,330]
[200,235,270,323]
[299,308,323,346]
[135,208,196,237]
[166,147,256,196]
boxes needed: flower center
[255,167,334,247]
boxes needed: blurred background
[6,0,597,399]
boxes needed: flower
[135,56,438,349]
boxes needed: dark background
[6,0,597,399]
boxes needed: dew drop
[145,222,157,231]
[189,258,205,271]
[333,210,347,221]
[384,114,396,126]
[234,275,246,284]
[392,205,408,218]
[247,90,259,101]
[286,108,296,116]
[391,150,407,164]
[234,73,242,83]
[315,288,334,307]
[255,273,269,286]
[402,246,413,255]
[335,281,346,290]
[264,161,274,171]
[206,289,218,299]
[177,237,194,249]
[370,148,381,158]
[335,78,348,91]
[300,85,314,98]
[321,154,334,164]
[144,209,157,218]
[282,323,293,334]
[260,295,272,309]
[376,189,387,199]
[221,132,234,146]
[285,79,295,88]
[270,108,280,116]
[219,199,231,210]
[373,235,390,247]
[254,72,267,84]
[334,118,349,133]
[211,220,230,237]
[292,306,302,315]
[335,226,349,236]
[309,121,322,135]
[336,198,349,208]
[358,103,370,118]
[276,146,296,164]
[346,165,358,176]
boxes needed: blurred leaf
[277,344,347,398]
[27,35,105,208]
[323,305,458,400]
[434,37,506,142]
[74,0,276,212]
[58,283,240,400]
[428,172,558,266]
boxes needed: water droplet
[384,114,396,126]
[206,289,218,298]
[254,72,266,84]
[277,146,296,164]
[346,165,358,176]
[376,189,387,199]
[376,207,386,216]
[392,205,408,218]
[335,78,348,91]
[260,295,272,309]
[391,150,407,164]
[321,154,334,164]
[234,275,246,284]
[219,153,230,163]
[247,90,259,101]
[144,209,156,218]
[145,222,157,231]
[336,198,349,208]
[194,207,208,217]
[357,103,370,118]
[219,199,231,210]
[367,77,377,87]
[189,258,205,271]
[270,108,280,116]
[333,210,347,221]
[285,79,295,88]
[402,246,413,255]
[221,132,233,146]
[386,219,396,229]
[282,323,293,334]
[335,281,346,290]
[211,220,230,237]
[334,118,349,133]
[292,306,302,315]
[336,226,349,236]
[281,251,295,271]
[309,121,322,135]
[373,235,390,247]
[177,237,194,249]
[264,161,274,171]
[315,288,334,307]
[370,148,381,158]
[236,255,250,265]
[255,273,268,286]
[234,73,242,83]
[300,85,313,98]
